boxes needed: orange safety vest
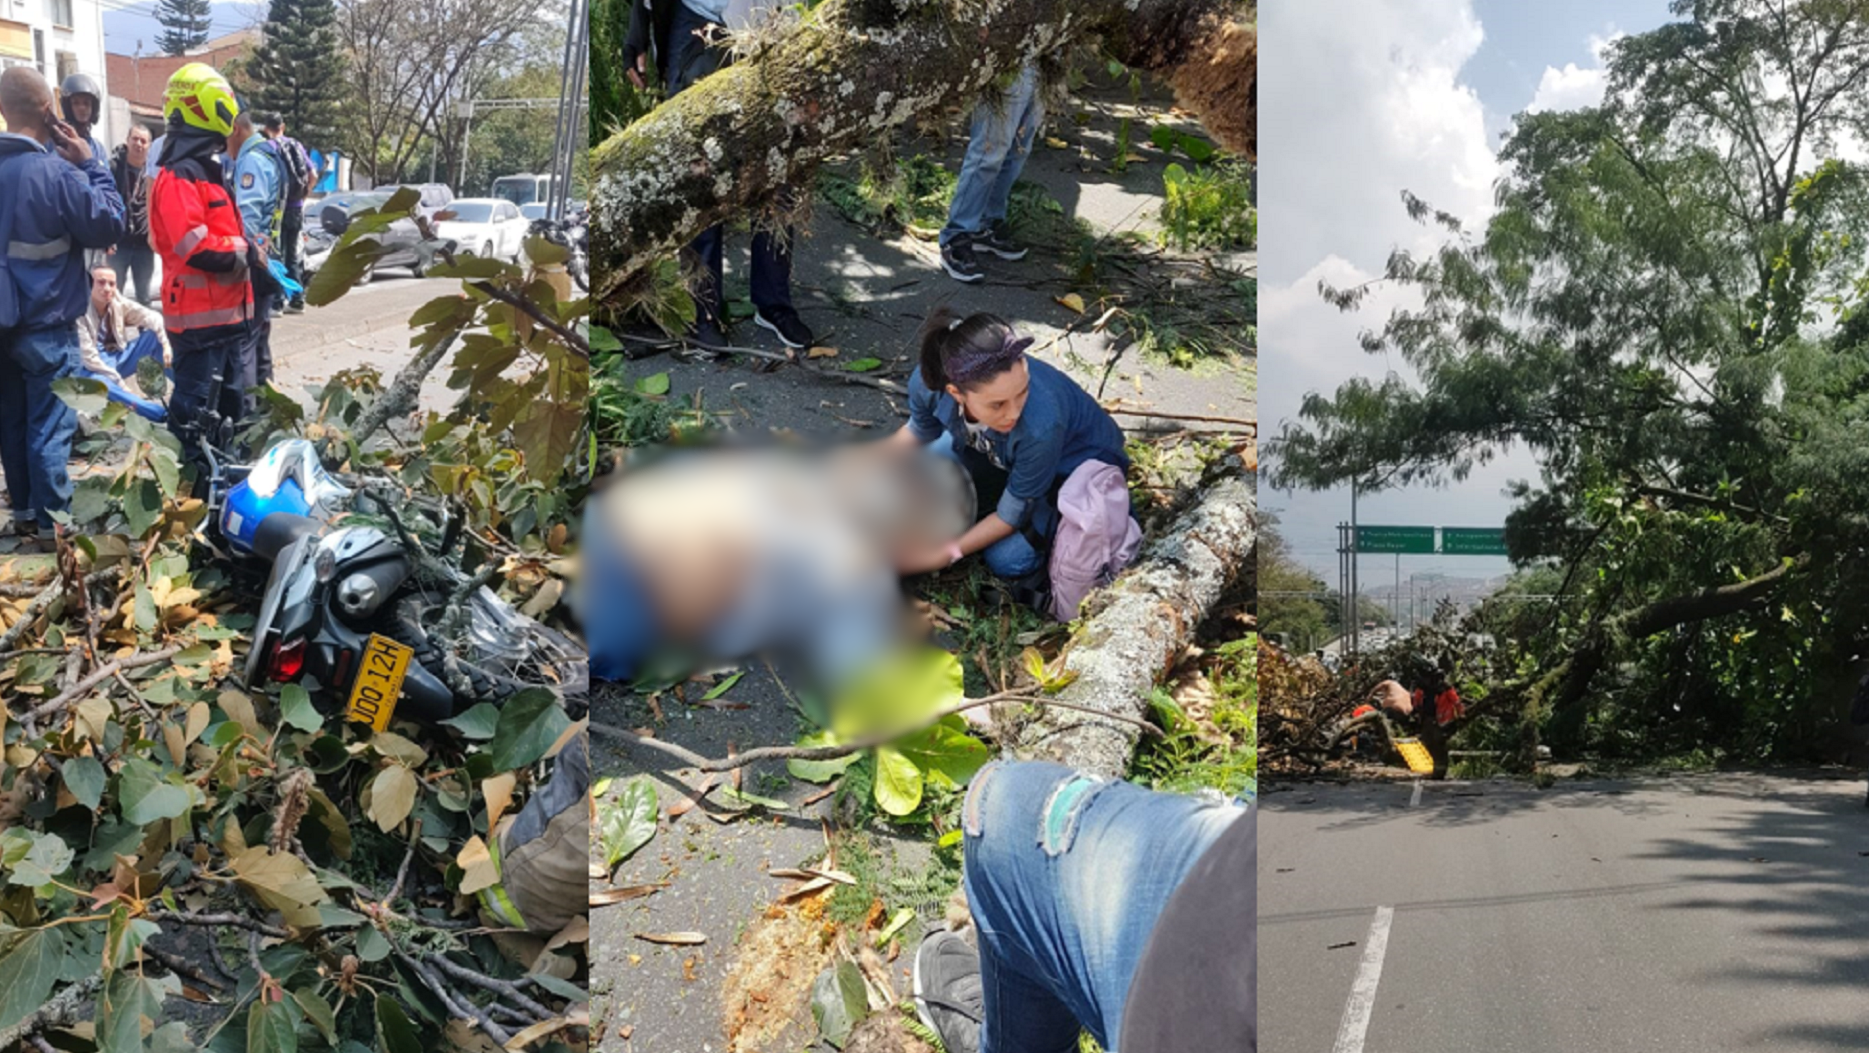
[149,160,252,332]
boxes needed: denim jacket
[907,354,1128,529]
[0,133,124,331]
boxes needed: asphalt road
[1261,772,1869,1053]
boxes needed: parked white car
[435,198,531,263]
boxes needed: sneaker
[285,300,306,315]
[913,930,983,1053]
[975,223,1028,261]
[753,305,815,350]
[677,315,729,362]
[941,237,986,283]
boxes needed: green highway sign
[1441,527,1508,556]
[1355,525,1436,554]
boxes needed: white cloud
[1259,0,1530,575]
[1526,33,1620,114]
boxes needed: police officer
[148,63,254,487]
[0,67,125,543]
[231,108,282,396]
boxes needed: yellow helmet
[163,62,239,137]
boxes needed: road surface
[1261,772,1869,1053]
[271,271,462,415]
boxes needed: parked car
[435,198,531,263]
[302,189,454,281]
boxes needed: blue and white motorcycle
[203,439,584,727]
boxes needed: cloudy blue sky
[1259,0,1674,590]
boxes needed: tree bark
[592,0,1254,296]
[1010,473,1255,778]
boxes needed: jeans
[246,295,272,398]
[168,323,248,488]
[87,330,169,422]
[666,1,795,322]
[962,761,1249,1052]
[279,207,304,305]
[928,431,1044,578]
[0,325,83,524]
[940,63,1045,249]
[110,242,156,305]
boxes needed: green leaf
[873,745,924,816]
[118,757,191,825]
[293,986,337,1045]
[634,372,671,396]
[0,927,67,1030]
[440,702,501,740]
[1180,135,1217,163]
[304,238,384,307]
[599,778,659,867]
[786,730,861,783]
[702,671,743,700]
[375,994,422,1053]
[485,689,570,771]
[97,970,164,1053]
[123,476,164,539]
[937,829,964,848]
[278,684,322,732]
[833,647,965,738]
[892,716,990,789]
[149,444,181,499]
[809,961,870,1049]
[247,996,300,1053]
[52,376,109,417]
[430,255,511,279]
[63,755,105,810]
[1149,124,1178,151]
[8,832,73,887]
[717,786,791,811]
[523,235,570,266]
[590,325,623,352]
[844,358,883,372]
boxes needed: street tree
[244,0,348,148]
[591,0,1256,294]
[1269,0,1869,757]
[154,0,213,55]
[335,0,544,185]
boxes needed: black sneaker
[913,931,982,1053]
[753,305,815,350]
[285,300,306,315]
[678,315,729,362]
[975,223,1028,261]
[941,237,986,283]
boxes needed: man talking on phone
[0,67,124,546]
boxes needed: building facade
[0,0,112,140]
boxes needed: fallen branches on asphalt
[591,690,1162,773]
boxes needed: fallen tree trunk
[593,0,1255,295]
[1011,471,1255,778]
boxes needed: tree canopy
[1269,0,1869,757]
[244,0,349,148]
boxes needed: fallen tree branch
[0,582,60,652]
[0,976,101,1049]
[149,910,289,939]
[1013,473,1255,777]
[591,690,1162,773]
[1102,406,1258,431]
[425,953,556,1021]
[326,328,463,463]
[20,646,181,725]
[471,280,591,358]
[399,950,514,1046]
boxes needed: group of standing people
[622,0,1046,355]
[0,61,314,546]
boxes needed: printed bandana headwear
[946,326,1034,386]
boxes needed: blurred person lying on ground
[913,759,1256,1053]
[575,438,974,705]
[890,306,1140,619]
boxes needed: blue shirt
[907,354,1128,528]
[0,133,123,330]
[232,133,283,250]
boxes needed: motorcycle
[527,209,588,293]
[202,438,585,727]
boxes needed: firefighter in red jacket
[148,63,253,485]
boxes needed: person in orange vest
[147,63,254,486]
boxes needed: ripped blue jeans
[961,760,1250,1052]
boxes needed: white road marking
[1409,780,1423,808]
[1331,906,1395,1053]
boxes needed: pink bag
[1048,460,1142,620]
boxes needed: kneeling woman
[891,306,1129,581]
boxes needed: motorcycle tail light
[269,637,307,682]
[333,647,355,690]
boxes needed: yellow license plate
[346,635,412,732]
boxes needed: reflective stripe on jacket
[0,132,124,330]
[150,158,252,333]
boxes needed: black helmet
[60,72,102,123]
